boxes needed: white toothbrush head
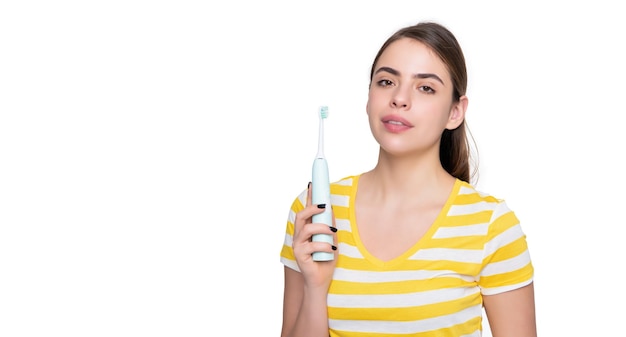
[319,106,329,119]
[315,105,328,159]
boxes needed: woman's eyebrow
[415,73,444,85]
[374,66,399,76]
[375,66,444,85]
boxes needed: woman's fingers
[306,181,312,209]
[295,230,336,252]
[331,211,339,259]
[293,181,337,259]
[294,182,322,235]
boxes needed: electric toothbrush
[311,105,334,262]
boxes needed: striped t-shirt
[280,175,534,337]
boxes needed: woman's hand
[291,182,338,290]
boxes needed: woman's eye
[420,85,435,94]
[377,79,393,87]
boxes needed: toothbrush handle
[311,158,334,261]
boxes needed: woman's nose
[391,87,410,109]
[392,101,408,108]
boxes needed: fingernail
[332,245,337,250]
[308,181,311,189]
[330,227,337,232]
[317,204,326,209]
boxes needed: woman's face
[366,38,465,157]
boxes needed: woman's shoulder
[454,180,520,225]
[329,174,363,201]
[331,174,361,187]
[289,174,362,208]
[456,179,505,203]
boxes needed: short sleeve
[478,201,534,295]
[279,189,308,272]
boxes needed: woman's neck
[360,148,455,205]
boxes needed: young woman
[279,21,536,337]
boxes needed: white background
[1,1,624,336]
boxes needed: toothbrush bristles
[319,106,329,119]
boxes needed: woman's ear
[445,95,468,130]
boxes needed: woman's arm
[281,267,330,337]
[483,282,537,337]
[281,183,337,337]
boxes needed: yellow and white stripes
[280,175,533,336]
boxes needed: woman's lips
[382,115,413,133]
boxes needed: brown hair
[369,22,477,183]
